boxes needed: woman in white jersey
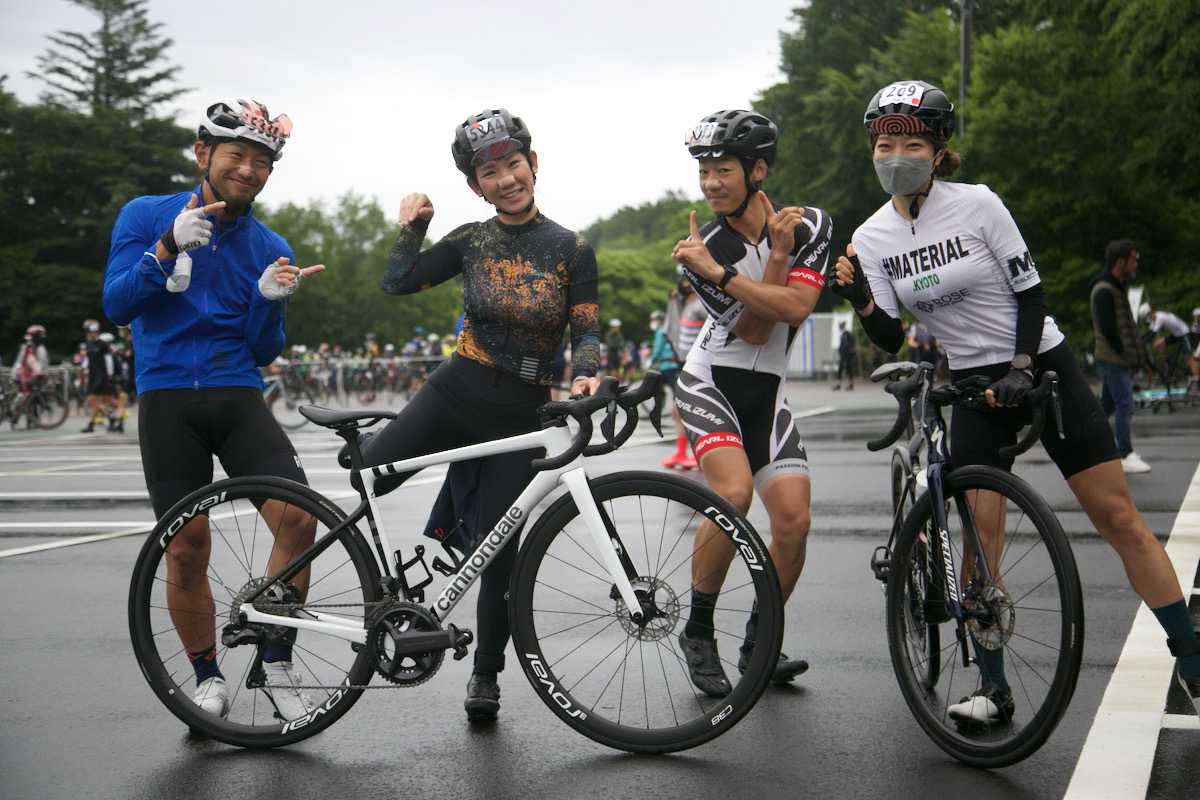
[670,110,831,695]
[832,80,1200,722]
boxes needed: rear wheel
[129,477,380,747]
[509,471,783,753]
[886,466,1083,767]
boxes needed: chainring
[366,601,444,686]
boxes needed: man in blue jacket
[104,98,324,724]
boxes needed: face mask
[873,153,936,197]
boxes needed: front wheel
[886,466,1084,767]
[129,477,381,747]
[509,471,783,753]
[30,391,68,429]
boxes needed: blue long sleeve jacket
[102,183,293,391]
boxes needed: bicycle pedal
[450,624,473,660]
[870,546,891,582]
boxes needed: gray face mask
[873,153,936,197]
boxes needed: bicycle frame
[883,372,995,632]
[234,421,645,645]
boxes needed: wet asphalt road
[1,380,1198,800]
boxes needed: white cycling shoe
[194,676,231,718]
[261,661,317,721]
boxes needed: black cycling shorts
[949,341,1119,479]
[138,386,306,518]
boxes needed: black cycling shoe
[337,431,376,469]
[464,673,500,722]
[678,632,732,697]
[738,647,809,684]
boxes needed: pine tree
[29,0,186,116]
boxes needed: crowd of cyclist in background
[5,303,1200,434]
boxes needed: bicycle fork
[927,463,998,669]
[559,468,644,621]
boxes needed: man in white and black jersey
[833,79,1200,723]
[670,110,831,696]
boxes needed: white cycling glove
[258,261,302,301]
[166,251,193,293]
[159,205,213,255]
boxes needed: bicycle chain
[239,601,440,690]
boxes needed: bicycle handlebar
[530,371,664,471]
[866,361,1062,458]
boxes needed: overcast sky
[1,0,803,242]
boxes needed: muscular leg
[756,473,811,600]
[689,446,754,593]
[165,516,217,652]
[1067,460,1184,607]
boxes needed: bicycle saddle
[299,405,397,430]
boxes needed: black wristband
[159,227,180,256]
[717,264,737,290]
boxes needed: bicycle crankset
[365,601,472,686]
[610,576,679,642]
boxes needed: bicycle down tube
[236,407,646,641]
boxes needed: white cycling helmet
[198,98,292,161]
[1192,307,1200,317]
[99,332,115,343]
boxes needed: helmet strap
[728,158,761,219]
[908,150,943,220]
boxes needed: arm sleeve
[381,219,466,295]
[102,200,174,326]
[860,304,906,353]
[567,242,601,379]
[1014,283,1048,363]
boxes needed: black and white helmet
[685,110,778,167]
[864,81,955,140]
[83,319,100,333]
[452,108,532,176]
[198,98,292,161]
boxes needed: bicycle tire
[129,476,381,747]
[30,391,68,429]
[890,447,940,689]
[273,387,315,430]
[886,466,1084,767]
[509,471,783,753]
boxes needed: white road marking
[1064,460,1200,799]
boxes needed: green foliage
[30,0,185,115]
[258,194,462,350]
[757,0,1200,349]
[585,194,711,346]
[0,80,194,360]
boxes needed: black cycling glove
[830,255,874,311]
[988,368,1033,406]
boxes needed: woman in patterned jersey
[832,80,1200,723]
[361,108,601,722]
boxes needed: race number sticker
[880,82,926,107]
[686,121,719,147]
[467,117,510,146]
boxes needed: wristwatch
[717,264,738,291]
[1011,353,1033,372]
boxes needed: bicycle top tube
[867,361,1062,459]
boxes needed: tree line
[3,0,1198,362]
